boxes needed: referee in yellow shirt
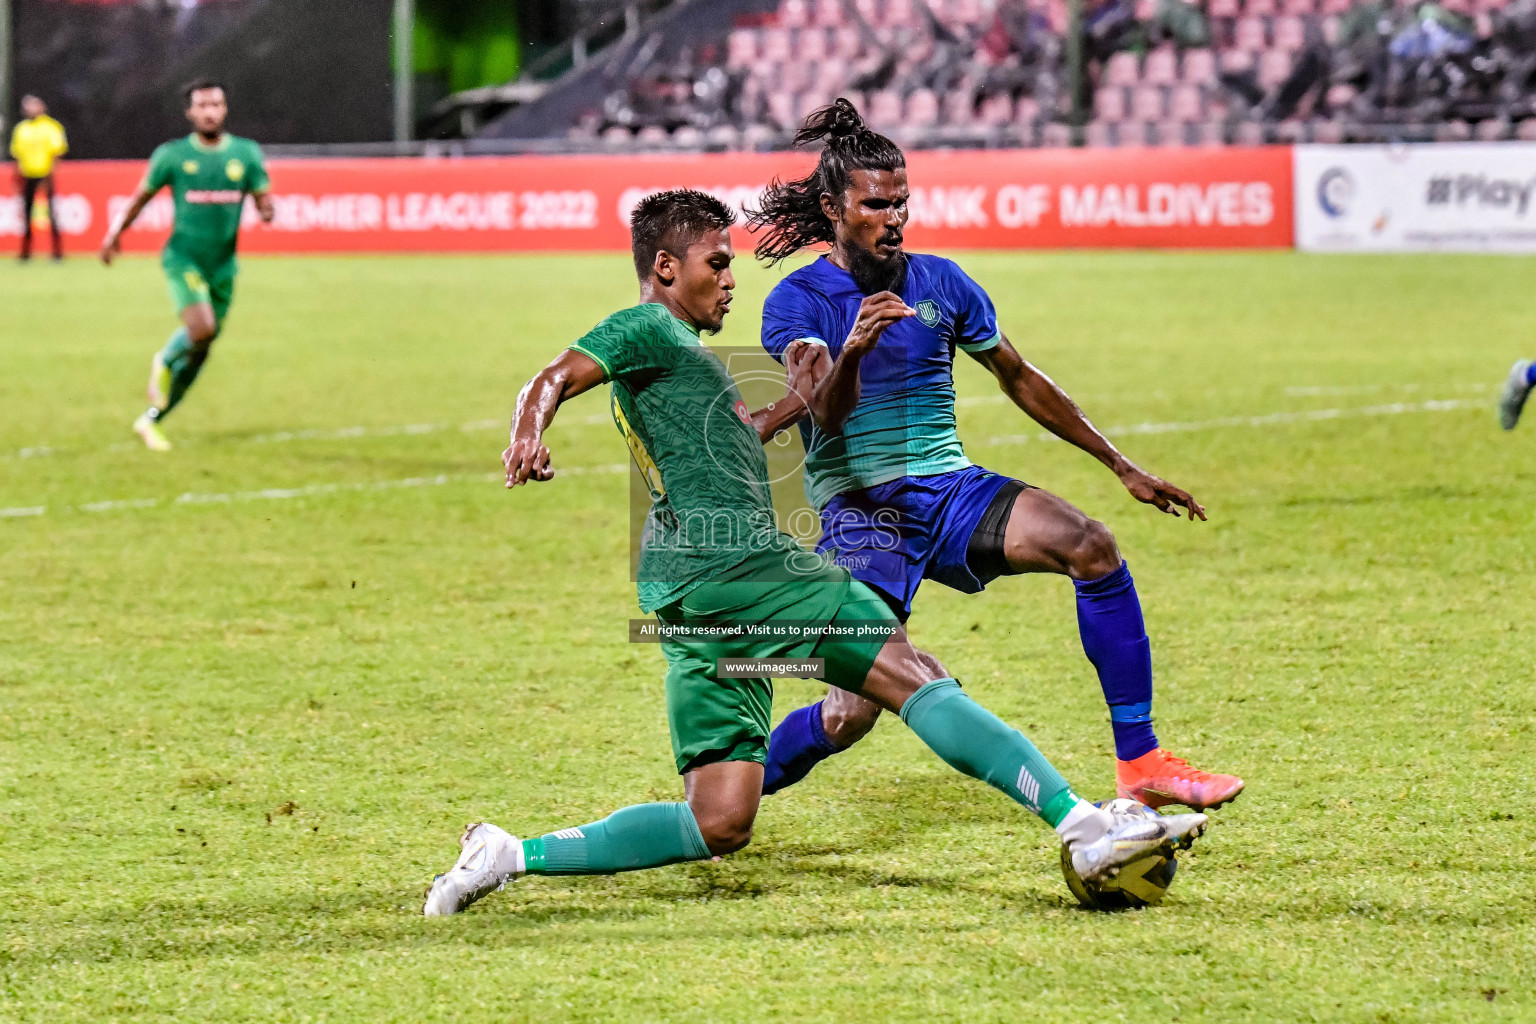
[10,95,69,261]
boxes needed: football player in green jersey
[421,189,1209,916]
[100,79,274,451]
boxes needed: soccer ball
[1059,799,1180,910]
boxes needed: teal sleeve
[141,145,174,193]
[568,306,675,382]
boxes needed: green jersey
[570,303,802,612]
[142,134,269,267]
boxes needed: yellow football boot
[147,352,172,411]
[133,413,172,452]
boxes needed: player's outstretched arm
[810,291,913,434]
[973,334,1206,520]
[750,340,828,443]
[503,349,606,487]
[99,186,157,266]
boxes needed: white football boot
[1060,799,1208,883]
[422,822,525,916]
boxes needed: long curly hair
[747,98,906,264]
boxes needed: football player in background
[100,80,274,451]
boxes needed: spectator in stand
[9,94,68,262]
[1086,0,1208,67]
[849,50,899,93]
[1389,2,1475,62]
[978,0,1026,62]
[1331,0,1408,106]
[1383,3,1476,110]
[1227,0,1408,121]
[1145,0,1210,50]
[1222,16,1336,120]
[974,0,1061,104]
[890,26,971,96]
[1084,0,1208,118]
[575,0,1536,149]
[1085,0,1142,66]
[1264,22,1336,121]
[1494,0,1536,110]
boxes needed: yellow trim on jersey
[610,393,665,501]
[568,343,612,380]
[189,133,232,153]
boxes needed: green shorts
[162,250,236,324]
[655,543,899,774]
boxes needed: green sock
[520,802,710,875]
[898,678,1081,827]
[151,328,210,422]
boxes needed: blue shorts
[815,465,1022,618]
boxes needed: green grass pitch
[2,250,1533,1022]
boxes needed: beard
[846,242,908,295]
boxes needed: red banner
[0,147,1293,254]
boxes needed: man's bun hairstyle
[629,188,736,282]
[748,97,906,264]
[793,94,868,145]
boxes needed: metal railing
[406,0,682,142]
[522,0,676,81]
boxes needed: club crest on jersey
[734,399,751,424]
[226,159,245,182]
[181,159,200,174]
[915,300,942,328]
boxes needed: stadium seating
[574,0,1536,149]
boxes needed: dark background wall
[14,0,394,158]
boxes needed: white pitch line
[0,398,1486,518]
[0,464,628,520]
[7,413,615,462]
[5,382,1491,462]
[985,398,1479,448]
[1283,382,1490,398]
[246,418,499,445]
[958,381,1491,409]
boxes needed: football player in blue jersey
[747,98,1244,811]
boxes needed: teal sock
[151,328,210,421]
[159,328,194,371]
[520,802,710,875]
[899,679,1080,827]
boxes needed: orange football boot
[1116,748,1244,811]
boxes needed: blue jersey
[761,253,1002,508]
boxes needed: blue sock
[1525,362,1536,387]
[1073,561,1159,761]
[761,700,841,795]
